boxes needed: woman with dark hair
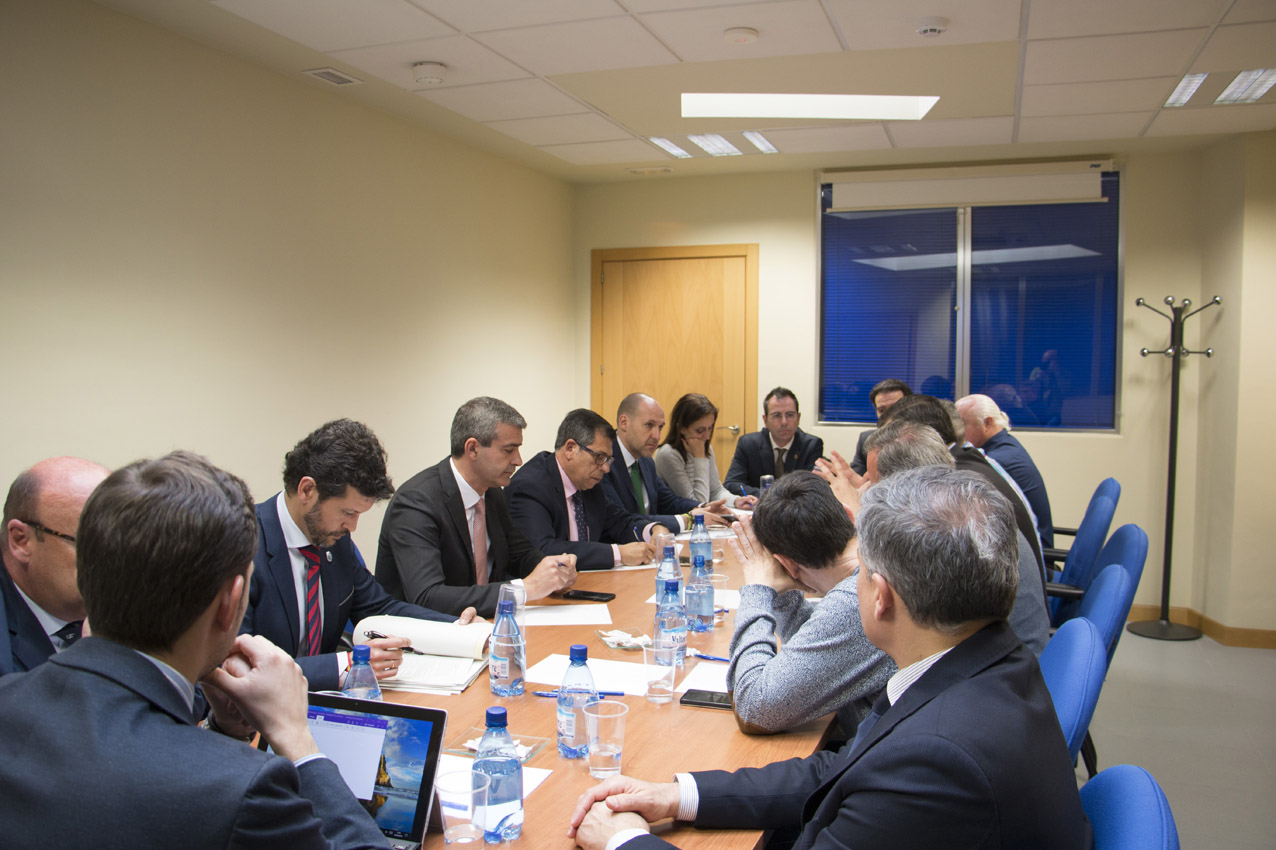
[653,393,757,510]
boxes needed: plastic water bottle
[342,644,382,700]
[489,599,525,696]
[689,513,713,573]
[655,543,683,604]
[686,555,714,633]
[654,579,687,668]
[556,644,598,759]
[474,706,523,843]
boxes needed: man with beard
[244,419,474,691]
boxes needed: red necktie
[300,546,323,655]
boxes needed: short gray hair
[857,466,1018,634]
[864,420,955,479]
[450,397,527,457]
[959,394,1012,431]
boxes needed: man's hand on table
[524,555,578,599]
[568,775,681,848]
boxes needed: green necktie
[629,462,647,513]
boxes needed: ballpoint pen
[532,690,626,698]
[364,630,425,655]
[687,648,730,662]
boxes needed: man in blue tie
[2,456,108,676]
[568,465,1092,850]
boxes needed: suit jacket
[0,566,56,676]
[982,430,1054,549]
[952,446,1046,578]
[630,622,1091,850]
[375,457,545,618]
[848,429,872,476]
[245,495,451,691]
[506,451,647,571]
[725,429,825,497]
[600,453,698,531]
[0,636,388,849]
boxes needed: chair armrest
[1045,582,1085,601]
[1043,546,1069,563]
[1052,526,1078,538]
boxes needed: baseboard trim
[1127,605,1276,649]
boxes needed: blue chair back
[1077,564,1133,662]
[1051,480,1120,625]
[1081,764,1180,850]
[1057,523,1148,631]
[1039,617,1108,761]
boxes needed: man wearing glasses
[508,409,665,570]
[1,456,109,675]
[726,387,825,498]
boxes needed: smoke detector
[412,62,447,86]
[723,27,759,45]
[916,17,949,38]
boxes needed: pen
[689,651,730,663]
[364,630,425,655]
[532,690,626,698]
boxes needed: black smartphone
[679,689,734,710]
[560,589,616,602]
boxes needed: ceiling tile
[825,0,1021,50]
[1027,0,1230,39]
[1018,112,1154,143]
[212,0,453,52]
[474,17,680,75]
[328,35,529,90]
[762,123,892,153]
[1025,30,1207,84]
[1222,0,1276,25]
[418,79,587,122]
[406,0,626,33]
[1022,77,1177,117]
[1145,103,1276,135]
[485,113,632,146]
[887,116,1014,148]
[624,0,764,11]
[640,1,841,62]
[538,138,669,164]
[1191,21,1276,71]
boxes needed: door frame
[589,244,760,424]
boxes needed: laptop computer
[260,692,447,850]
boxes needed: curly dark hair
[282,418,394,501]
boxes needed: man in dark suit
[568,465,1091,850]
[847,378,913,475]
[244,419,471,692]
[0,451,388,849]
[508,408,663,571]
[2,456,108,676]
[601,393,732,531]
[376,397,577,617]
[958,393,1055,548]
[725,387,825,497]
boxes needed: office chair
[1056,523,1149,633]
[1072,562,1134,777]
[1046,479,1120,625]
[1038,617,1108,766]
[1080,764,1180,850]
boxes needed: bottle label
[557,705,575,738]
[491,655,509,679]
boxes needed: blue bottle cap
[352,644,371,662]
[694,513,705,525]
[569,644,588,662]
[664,579,680,594]
[692,555,705,568]
[485,706,508,727]
[663,545,676,559]
[498,599,515,615]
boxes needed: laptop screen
[262,693,447,843]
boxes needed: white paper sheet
[522,603,612,627]
[676,660,730,694]
[610,562,659,572]
[437,753,553,800]
[674,527,738,540]
[645,589,742,609]
[524,654,657,696]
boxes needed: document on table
[525,654,656,696]
[677,660,730,694]
[523,603,612,626]
[437,754,552,799]
[674,527,738,540]
[611,561,659,572]
[645,589,742,609]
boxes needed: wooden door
[590,245,758,480]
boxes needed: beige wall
[0,0,577,565]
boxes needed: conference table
[383,542,835,850]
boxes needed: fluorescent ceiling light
[682,92,939,121]
[1164,73,1207,107]
[743,131,778,153]
[687,134,742,156]
[853,244,1100,272]
[649,137,692,158]
[1214,69,1276,104]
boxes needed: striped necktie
[300,545,323,655]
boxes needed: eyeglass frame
[17,518,77,545]
[576,443,614,469]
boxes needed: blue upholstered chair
[1038,617,1108,764]
[1056,523,1148,633]
[1047,479,1121,626]
[1073,562,1137,777]
[1081,765,1180,850]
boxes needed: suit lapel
[439,462,477,577]
[637,458,659,511]
[484,491,507,580]
[606,461,639,513]
[260,499,302,653]
[2,574,56,672]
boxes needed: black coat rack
[1127,295,1221,642]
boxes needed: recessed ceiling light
[649,137,692,159]
[688,134,743,156]
[682,92,939,121]
[1214,69,1276,104]
[1164,73,1207,107]
[742,131,778,154]
[723,27,759,45]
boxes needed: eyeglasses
[19,519,76,546]
[577,444,614,468]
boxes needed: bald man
[2,457,109,675]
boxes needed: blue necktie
[571,492,590,542]
[847,692,892,752]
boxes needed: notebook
[260,693,448,850]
